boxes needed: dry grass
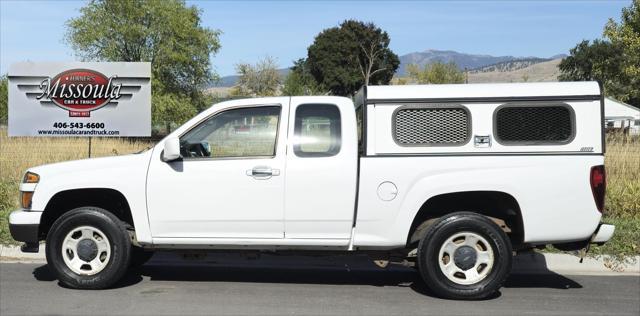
[0,128,153,182]
[603,133,640,218]
[591,133,640,259]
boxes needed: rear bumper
[8,210,42,243]
[591,223,615,244]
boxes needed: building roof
[604,97,640,120]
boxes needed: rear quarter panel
[353,155,604,248]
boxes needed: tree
[558,40,623,81]
[152,92,197,134]
[604,0,640,106]
[233,56,281,97]
[559,1,639,107]
[558,40,629,101]
[281,59,325,96]
[0,75,7,124]
[405,62,465,84]
[66,0,221,124]
[306,20,399,96]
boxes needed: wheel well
[39,188,134,240]
[407,191,524,248]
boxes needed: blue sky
[0,0,632,76]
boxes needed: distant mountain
[467,58,562,83]
[215,75,240,87]
[398,50,514,75]
[549,53,568,60]
[212,49,565,87]
[469,58,552,73]
[213,68,290,88]
[396,49,559,76]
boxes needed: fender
[392,169,523,246]
[354,155,603,247]
[27,150,154,244]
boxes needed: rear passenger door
[284,97,358,240]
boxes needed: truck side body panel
[354,155,604,248]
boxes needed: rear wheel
[45,207,131,289]
[417,212,512,300]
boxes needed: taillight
[590,165,606,213]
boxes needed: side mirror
[162,137,181,162]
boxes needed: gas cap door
[377,181,398,201]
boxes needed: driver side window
[180,106,281,159]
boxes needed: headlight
[23,172,39,183]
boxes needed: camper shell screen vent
[494,104,575,145]
[393,106,470,146]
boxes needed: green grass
[0,180,19,245]
[589,215,640,260]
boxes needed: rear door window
[293,104,341,157]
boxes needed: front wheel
[417,212,512,300]
[45,207,131,289]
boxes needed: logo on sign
[36,69,123,117]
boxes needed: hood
[28,151,152,178]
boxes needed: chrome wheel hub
[61,226,111,276]
[438,232,494,285]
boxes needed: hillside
[397,49,542,76]
[207,58,562,97]
[469,58,552,73]
[211,49,565,87]
[214,68,290,87]
[467,58,561,83]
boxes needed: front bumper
[8,210,42,243]
[591,223,615,244]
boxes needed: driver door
[146,100,289,239]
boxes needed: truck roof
[360,81,601,103]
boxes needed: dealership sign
[8,62,151,136]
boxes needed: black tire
[45,207,131,289]
[417,212,512,300]
[130,246,154,267]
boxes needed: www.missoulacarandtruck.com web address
[37,129,120,136]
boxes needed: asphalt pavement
[1,254,639,316]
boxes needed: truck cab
[147,96,358,244]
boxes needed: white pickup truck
[9,82,614,299]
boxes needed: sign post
[8,62,151,137]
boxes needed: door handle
[246,166,280,179]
